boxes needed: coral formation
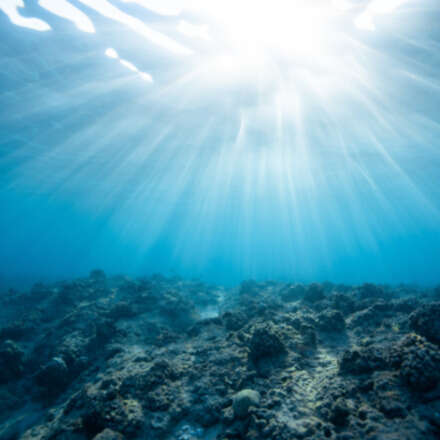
[0,274,439,439]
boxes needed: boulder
[409,303,440,345]
[339,346,388,375]
[35,357,69,392]
[93,429,124,440]
[249,324,286,362]
[0,340,24,383]
[232,389,260,419]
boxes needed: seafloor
[0,273,440,440]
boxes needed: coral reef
[0,274,439,439]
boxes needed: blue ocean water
[0,0,439,289]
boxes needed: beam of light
[120,59,138,72]
[119,0,183,16]
[38,0,95,33]
[172,1,387,102]
[1,0,440,284]
[0,0,50,31]
[332,0,354,12]
[77,0,192,55]
[193,0,335,57]
[105,48,153,82]
[105,48,118,59]
[177,20,210,40]
[139,72,153,82]
[355,0,412,31]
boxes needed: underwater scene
[0,0,440,439]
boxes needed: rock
[339,345,388,375]
[0,340,24,383]
[159,292,199,330]
[145,386,172,411]
[398,335,440,392]
[232,389,261,418]
[222,311,247,331]
[347,307,383,330]
[329,398,351,426]
[150,413,172,434]
[106,302,136,320]
[120,359,178,398]
[303,283,325,303]
[392,297,420,314]
[330,293,356,315]
[0,389,22,413]
[280,284,306,302]
[409,302,440,345]
[317,310,346,332]
[90,269,107,281]
[0,320,35,341]
[378,397,407,419]
[249,324,286,362]
[54,282,82,307]
[187,317,223,338]
[82,391,145,438]
[2,274,440,440]
[174,423,204,440]
[301,325,318,349]
[35,357,69,392]
[93,319,118,345]
[221,406,235,425]
[192,394,224,427]
[93,429,125,440]
[358,283,387,299]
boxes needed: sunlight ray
[38,0,95,33]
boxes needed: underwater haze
[3,3,440,440]
[1,0,440,288]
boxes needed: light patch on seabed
[168,422,221,440]
[199,306,220,319]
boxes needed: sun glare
[182,0,357,101]
[211,1,332,55]
[185,0,351,90]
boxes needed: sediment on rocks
[0,274,439,439]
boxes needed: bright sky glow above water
[0,0,439,286]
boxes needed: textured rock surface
[409,302,440,345]
[0,275,439,439]
[232,389,261,418]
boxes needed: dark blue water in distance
[1,0,440,289]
